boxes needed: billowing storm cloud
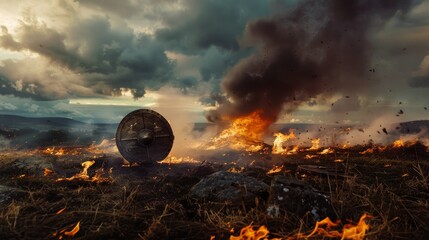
[0,0,428,123]
[207,0,415,123]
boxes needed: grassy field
[0,145,428,239]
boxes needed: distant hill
[0,114,116,130]
[0,115,117,148]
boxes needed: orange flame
[319,148,334,155]
[64,221,80,237]
[56,207,66,215]
[53,221,80,239]
[159,156,201,164]
[267,165,284,175]
[341,213,371,239]
[305,154,317,159]
[42,147,65,156]
[286,145,300,155]
[360,145,387,155]
[305,217,341,238]
[208,111,271,152]
[392,140,405,148]
[228,167,245,173]
[359,147,375,155]
[229,225,273,240]
[44,168,54,177]
[298,213,371,239]
[56,160,95,181]
[340,144,350,149]
[272,131,296,154]
[225,213,371,240]
[309,138,320,150]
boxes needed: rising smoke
[207,0,414,125]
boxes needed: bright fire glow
[305,154,317,159]
[44,168,54,177]
[309,138,320,150]
[360,146,387,155]
[207,111,271,152]
[40,146,97,157]
[272,131,296,154]
[319,148,334,155]
[43,147,65,156]
[56,160,110,182]
[287,145,299,155]
[64,221,80,237]
[392,140,405,148]
[228,167,245,173]
[53,221,80,239]
[226,213,371,240]
[298,213,371,239]
[56,207,66,215]
[159,156,201,164]
[267,165,284,175]
[229,225,273,240]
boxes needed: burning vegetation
[207,111,271,152]
[225,213,371,240]
[2,108,428,239]
[0,118,428,239]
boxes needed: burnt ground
[0,144,428,240]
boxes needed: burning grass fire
[1,123,429,240]
[225,213,371,240]
[1,110,429,239]
[207,111,271,152]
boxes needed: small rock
[267,176,335,221]
[189,171,269,204]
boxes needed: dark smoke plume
[207,0,413,124]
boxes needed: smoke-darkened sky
[0,0,428,124]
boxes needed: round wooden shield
[116,109,174,163]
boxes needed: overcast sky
[0,0,428,124]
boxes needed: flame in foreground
[53,221,80,239]
[57,160,94,181]
[267,165,284,175]
[305,213,371,240]
[54,160,111,182]
[229,225,276,240]
[225,213,370,240]
[272,131,296,154]
[207,111,271,152]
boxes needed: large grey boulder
[267,176,335,221]
[189,171,269,203]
